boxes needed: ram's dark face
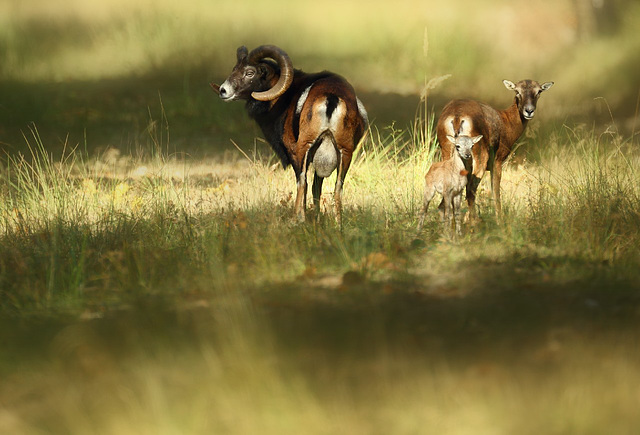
[503,79,554,121]
[218,46,265,101]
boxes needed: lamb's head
[503,79,554,121]
[215,45,294,102]
[446,134,482,160]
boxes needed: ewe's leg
[467,149,488,219]
[491,158,504,217]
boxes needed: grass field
[2,0,640,433]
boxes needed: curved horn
[248,45,294,101]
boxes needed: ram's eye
[245,69,255,78]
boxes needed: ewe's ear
[541,81,554,91]
[472,135,483,144]
[503,80,517,91]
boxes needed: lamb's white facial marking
[296,85,313,115]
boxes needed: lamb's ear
[472,135,483,144]
[446,135,456,143]
[503,79,517,91]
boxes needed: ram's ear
[257,63,272,80]
[446,135,456,143]
[472,135,483,144]
[236,46,248,63]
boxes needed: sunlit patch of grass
[2,116,639,312]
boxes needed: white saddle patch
[296,85,313,115]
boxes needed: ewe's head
[217,45,294,102]
[503,79,554,121]
[446,134,483,160]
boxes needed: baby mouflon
[417,134,483,235]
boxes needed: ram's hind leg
[312,172,324,219]
[294,149,311,222]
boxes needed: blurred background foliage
[0,0,638,155]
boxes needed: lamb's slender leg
[449,198,456,236]
[417,184,435,232]
[443,193,454,236]
[437,139,454,221]
[440,194,449,225]
[453,193,463,236]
